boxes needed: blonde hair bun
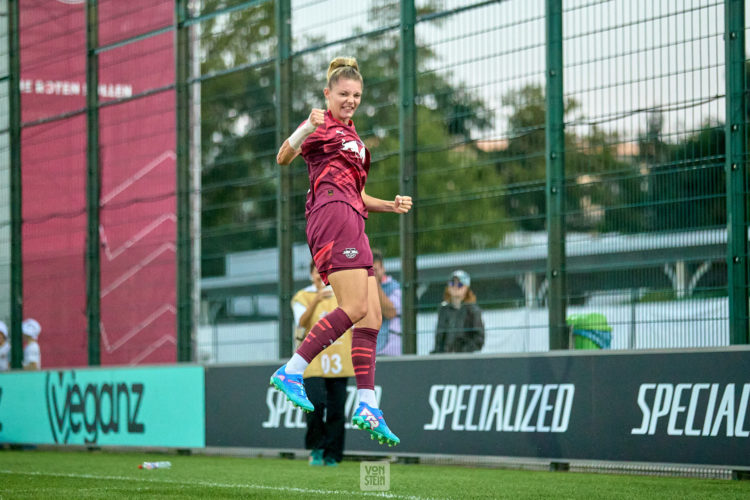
[327,57,359,80]
[326,56,362,88]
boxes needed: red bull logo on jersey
[343,248,359,259]
[341,139,366,163]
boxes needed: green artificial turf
[0,449,748,499]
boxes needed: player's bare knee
[343,302,368,323]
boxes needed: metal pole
[190,9,202,364]
[275,0,293,359]
[545,0,568,349]
[8,0,23,369]
[86,0,101,365]
[630,288,637,349]
[725,0,748,345]
[176,0,193,361]
[399,0,417,355]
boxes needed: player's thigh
[354,275,382,330]
[328,268,369,312]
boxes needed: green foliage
[640,115,725,232]
[493,82,728,236]
[492,84,591,232]
[197,2,734,279]
[199,0,502,271]
[199,1,280,276]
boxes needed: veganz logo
[45,371,145,444]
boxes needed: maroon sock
[351,327,378,390]
[296,307,353,362]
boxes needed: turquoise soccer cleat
[269,364,314,412]
[351,402,400,447]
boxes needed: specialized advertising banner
[0,366,205,448]
[206,351,750,467]
[205,365,385,452]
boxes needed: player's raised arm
[361,189,412,214]
[276,108,326,165]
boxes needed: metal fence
[3,0,186,368]
[198,0,748,363]
[2,0,748,368]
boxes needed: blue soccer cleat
[269,364,314,412]
[351,402,400,447]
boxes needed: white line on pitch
[0,470,447,500]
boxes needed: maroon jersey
[300,110,371,218]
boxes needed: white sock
[357,389,378,408]
[285,353,309,375]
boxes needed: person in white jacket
[0,321,9,371]
[22,318,41,370]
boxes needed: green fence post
[8,0,23,369]
[725,0,748,345]
[86,0,101,366]
[176,0,193,361]
[400,0,417,355]
[276,0,293,359]
[545,0,568,349]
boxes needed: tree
[494,84,598,232]
[199,1,319,276]
[495,83,645,235]
[199,0,505,275]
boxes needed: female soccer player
[270,56,411,446]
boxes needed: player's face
[324,78,362,123]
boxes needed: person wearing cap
[0,321,9,371]
[22,318,41,370]
[432,270,485,354]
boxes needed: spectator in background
[432,270,485,354]
[0,321,9,371]
[372,249,401,356]
[22,318,41,370]
[291,262,354,467]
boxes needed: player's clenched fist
[394,195,412,214]
[308,108,325,128]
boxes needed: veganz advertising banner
[206,350,750,467]
[0,366,204,448]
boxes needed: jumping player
[270,56,412,446]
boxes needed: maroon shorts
[306,202,374,285]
